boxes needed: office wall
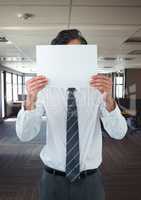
[125,68,141,99]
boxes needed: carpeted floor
[0,120,141,200]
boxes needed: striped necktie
[66,88,80,182]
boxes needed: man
[16,29,127,200]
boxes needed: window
[13,74,18,101]
[114,72,125,98]
[2,71,24,118]
[6,72,24,102]
[1,72,5,118]
[6,73,12,102]
[18,75,23,95]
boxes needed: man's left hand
[90,74,116,112]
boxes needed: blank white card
[36,45,97,88]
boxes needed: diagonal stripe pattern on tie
[66,88,80,182]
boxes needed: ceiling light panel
[71,7,141,25]
[0,6,69,25]
[0,0,70,6]
[72,0,141,6]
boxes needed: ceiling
[0,0,141,73]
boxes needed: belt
[44,166,97,178]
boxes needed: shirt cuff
[21,101,36,112]
[101,104,121,118]
[108,104,121,115]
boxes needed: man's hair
[51,29,87,45]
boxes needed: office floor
[0,120,141,200]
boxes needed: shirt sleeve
[99,95,128,140]
[16,91,45,142]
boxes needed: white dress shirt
[16,87,127,172]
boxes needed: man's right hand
[25,75,48,110]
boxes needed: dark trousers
[40,168,105,200]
